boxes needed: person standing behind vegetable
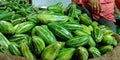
[72,0,120,33]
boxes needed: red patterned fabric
[72,0,116,22]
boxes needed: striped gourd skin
[41,42,61,60]
[20,42,35,60]
[80,13,92,25]
[92,27,103,43]
[99,45,113,54]
[60,22,83,31]
[0,32,10,54]
[0,21,15,34]
[33,25,57,45]
[76,47,89,60]
[37,13,68,24]
[89,47,101,58]
[74,30,89,37]
[102,34,117,46]
[11,17,26,26]
[9,34,31,45]
[9,42,21,56]
[88,36,96,47]
[48,23,73,41]
[65,36,89,48]
[31,36,45,55]
[56,48,75,60]
[15,21,35,34]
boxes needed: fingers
[96,4,101,13]
[91,3,96,12]
[96,2,101,13]
[89,0,101,13]
[92,3,101,13]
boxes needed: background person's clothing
[77,4,92,18]
[72,0,116,22]
[98,18,116,33]
[77,4,116,33]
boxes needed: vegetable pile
[0,0,118,60]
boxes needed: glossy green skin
[99,45,113,54]
[33,25,57,45]
[20,42,35,60]
[74,30,89,37]
[9,34,31,45]
[9,42,21,56]
[0,32,10,54]
[41,42,61,60]
[65,36,88,47]
[37,13,68,24]
[89,47,101,58]
[48,23,73,41]
[56,48,75,60]
[11,17,26,26]
[0,12,14,21]
[92,27,103,43]
[88,36,96,47]
[32,36,45,55]
[80,13,92,25]
[102,34,117,46]
[61,22,83,31]
[15,21,35,34]
[76,47,89,60]
[0,21,15,34]
[47,2,63,13]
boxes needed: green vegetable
[20,42,35,60]
[65,3,81,21]
[80,13,92,25]
[11,17,26,26]
[76,47,89,60]
[0,11,14,21]
[88,36,96,47]
[89,47,101,58]
[92,27,103,43]
[80,24,92,35]
[65,36,88,47]
[117,27,120,35]
[0,21,15,34]
[31,36,45,55]
[91,21,98,28]
[47,2,63,13]
[0,32,10,54]
[74,30,89,37]
[9,42,21,56]
[32,25,57,45]
[99,45,113,54]
[60,22,83,31]
[37,13,68,24]
[48,23,73,41]
[15,21,35,34]
[56,48,75,60]
[41,42,61,60]
[102,34,117,46]
[9,34,31,44]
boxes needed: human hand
[88,0,101,13]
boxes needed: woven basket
[0,52,29,60]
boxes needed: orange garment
[72,0,116,22]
